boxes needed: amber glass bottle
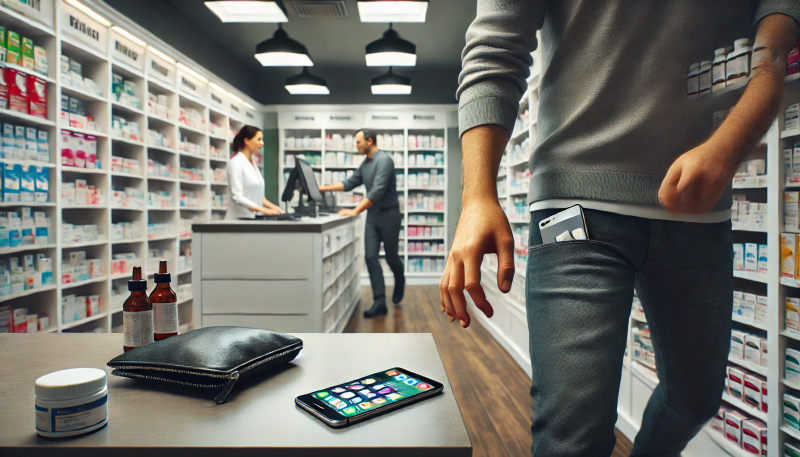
[150,260,178,340]
[122,266,154,352]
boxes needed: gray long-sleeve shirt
[342,150,399,210]
[458,0,800,213]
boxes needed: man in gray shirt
[441,1,799,456]
[320,129,405,318]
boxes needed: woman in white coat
[225,126,283,220]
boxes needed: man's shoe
[363,302,388,318]
[392,283,405,304]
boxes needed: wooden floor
[345,285,634,457]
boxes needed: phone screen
[301,368,442,419]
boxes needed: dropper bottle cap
[153,260,171,284]
[128,266,148,291]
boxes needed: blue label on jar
[36,394,108,433]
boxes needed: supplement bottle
[698,60,712,95]
[150,260,178,340]
[712,48,727,92]
[122,266,153,352]
[726,38,752,84]
[686,63,700,96]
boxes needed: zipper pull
[215,371,239,404]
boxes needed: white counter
[191,214,365,333]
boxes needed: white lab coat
[225,152,265,220]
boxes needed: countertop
[192,214,355,233]
[0,333,471,457]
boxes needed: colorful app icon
[342,407,357,416]
[386,393,402,400]
[366,393,377,399]
[340,392,355,399]
[395,374,408,381]
[372,398,387,404]
[371,383,386,390]
[315,391,329,398]
[386,370,400,376]
[335,402,347,409]
[404,378,418,386]
[332,387,346,393]
[350,397,362,404]
[327,397,340,405]
[362,378,377,385]
[378,387,394,395]
[348,385,364,390]
[359,389,371,396]
[417,383,431,390]
[359,402,373,409]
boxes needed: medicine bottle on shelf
[122,266,154,352]
[698,60,712,95]
[149,260,178,341]
[726,38,752,84]
[712,48,727,92]
[686,63,700,96]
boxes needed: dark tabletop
[192,215,354,233]
[0,333,471,457]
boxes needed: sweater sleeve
[754,0,800,26]
[366,156,394,202]
[228,160,258,210]
[342,164,364,192]
[456,0,545,137]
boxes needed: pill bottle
[687,63,700,96]
[698,60,712,95]
[712,48,727,92]
[727,38,752,84]
[35,368,108,438]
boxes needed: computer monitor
[296,158,325,203]
[280,158,336,215]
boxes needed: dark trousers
[526,208,732,457]
[364,207,405,306]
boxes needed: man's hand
[338,209,358,217]
[658,139,738,214]
[258,207,280,216]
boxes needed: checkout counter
[191,214,365,333]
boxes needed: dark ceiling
[101,0,476,105]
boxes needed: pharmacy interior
[0,1,799,457]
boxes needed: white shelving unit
[0,0,264,336]
[277,109,451,284]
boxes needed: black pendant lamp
[371,67,411,94]
[365,23,416,66]
[285,68,330,94]
[254,24,313,66]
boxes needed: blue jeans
[526,208,732,457]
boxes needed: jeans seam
[636,273,670,407]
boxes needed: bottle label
[686,75,699,95]
[153,302,178,334]
[712,64,725,84]
[36,394,108,433]
[699,71,711,92]
[123,310,154,347]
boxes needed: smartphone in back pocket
[539,205,590,245]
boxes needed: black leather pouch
[107,326,303,404]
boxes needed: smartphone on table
[296,367,444,428]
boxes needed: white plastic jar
[726,38,752,84]
[698,60,712,94]
[35,368,108,438]
[712,48,727,92]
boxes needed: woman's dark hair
[232,125,262,153]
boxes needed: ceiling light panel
[358,0,428,23]
[205,1,288,22]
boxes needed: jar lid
[734,38,751,49]
[714,48,727,56]
[700,60,712,67]
[35,368,107,401]
[688,63,700,71]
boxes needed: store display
[113,73,141,110]
[179,165,205,182]
[178,106,204,130]
[111,156,141,175]
[147,129,173,148]
[111,187,144,209]
[147,158,174,179]
[112,115,142,141]
[61,251,104,285]
[179,137,204,156]
[408,152,444,167]
[732,291,768,325]
[61,223,103,245]
[147,93,170,119]
[148,190,174,208]
[111,221,144,242]
[60,130,98,169]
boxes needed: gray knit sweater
[458,0,800,211]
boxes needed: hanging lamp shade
[357,0,428,22]
[285,68,330,94]
[365,25,416,66]
[255,25,313,66]
[205,1,288,23]
[371,67,411,94]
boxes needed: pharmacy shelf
[721,392,767,421]
[61,313,107,331]
[0,243,57,255]
[0,109,55,127]
[180,207,209,211]
[61,276,108,290]
[41,327,58,333]
[177,296,194,306]
[111,171,144,179]
[0,62,53,83]
[510,128,529,142]
[783,425,800,442]
[407,252,446,257]
[209,156,229,163]
[62,204,107,209]
[0,201,55,208]
[782,329,800,341]
[407,165,445,170]
[177,268,193,275]
[508,157,530,168]
[111,101,145,116]
[408,210,444,214]
[0,158,51,167]
[147,206,179,211]
[62,240,107,249]
[407,237,445,241]
[508,190,529,197]
[147,146,179,155]
[209,133,227,141]
[112,238,145,245]
[110,273,132,281]
[733,270,768,283]
[508,218,531,224]
[147,114,176,126]
[727,355,768,377]
[147,175,177,183]
[111,136,145,147]
[408,187,445,191]
[704,427,751,457]
[61,36,107,62]
[179,151,207,160]
[0,5,55,36]
[732,176,768,188]
[781,277,800,288]
[0,284,57,302]
[148,234,178,242]
[111,206,144,211]
[179,124,207,135]
[782,129,800,139]
[731,314,768,331]
[179,179,208,185]
[784,378,800,391]
[62,126,108,138]
[61,85,107,103]
[210,181,228,186]
[179,235,192,240]
[731,222,768,232]
[408,148,445,152]
[631,361,659,390]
